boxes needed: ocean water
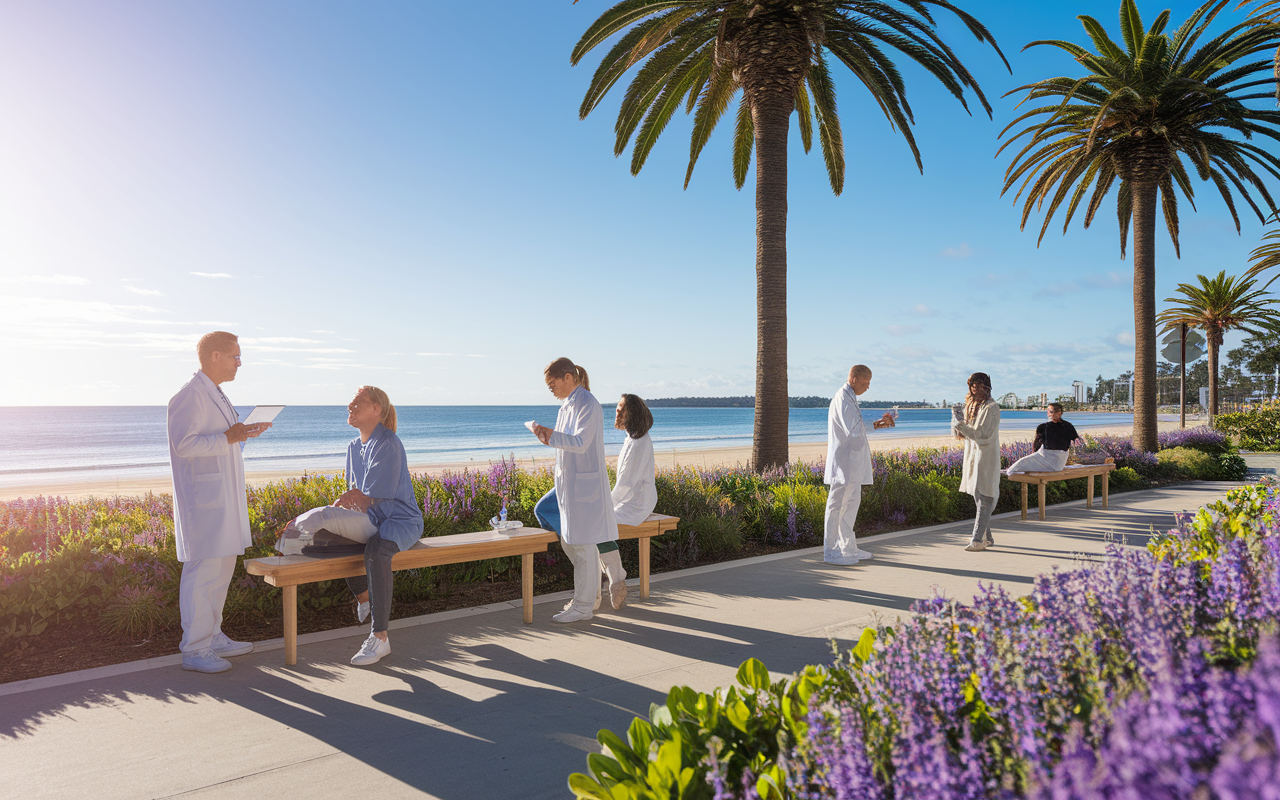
[0,405,1140,490]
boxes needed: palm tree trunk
[1131,181,1159,452]
[750,88,792,471]
[734,4,808,472]
[1208,330,1220,425]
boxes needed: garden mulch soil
[0,540,801,686]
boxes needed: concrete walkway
[0,482,1242,800]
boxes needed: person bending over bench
[1007,403,1080,474]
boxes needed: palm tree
[997,0,1280,452]
[570,0,1008,470]
[1243,220,1280,288]
[1157,271,1279,421]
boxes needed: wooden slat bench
[618,513,680,599]
[245,512,679,665]
[1005,458,1116,521]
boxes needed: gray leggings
[971,493,996,545]
[345,534,399,633]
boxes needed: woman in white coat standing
[530,358,619,623]
[952,372,1001,552]
[604,393,657,609]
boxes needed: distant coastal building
[1072,381,1087,404]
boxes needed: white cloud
[1036,271,1130,297]
[416,352,491,358]
[0,274,90,285]
[124,286,163,296]
[884,324,923,336]
[911,304,936,317]
[241,337,323,344]
[941,242,974,258]
[190,272,234,279]
[885,345,945,363]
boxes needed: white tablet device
[245,405,285,425]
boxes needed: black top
[1033,420,1079,452]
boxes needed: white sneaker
[211,632,253,658]
[182,648,232,673]
[824,553,860,566]
[357,600,370,624]
[350,634,391,666]
[552,606,593,623]
[965,540,989,552]
[609,580,628,610]
[854,548,874,561]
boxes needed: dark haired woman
[603,393,656,609]
[951,372,1001,552]
[529,358,619,622]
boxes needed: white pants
[599,549,627,585]
[295,504,378,542]
[179,555,237,653]
[823,482,863,564]
[562,541,602,612]
[1007,447,1068,474]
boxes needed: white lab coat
[549,386,619,546]
[824,384,872,487]
[167,371,252,562]
[953,400,1002,498]
[612,433,657,527]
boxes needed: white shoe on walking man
[823,365,895,565]
[168,331,270,673]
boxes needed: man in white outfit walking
[823,365,894,565]
[168,331,270,673]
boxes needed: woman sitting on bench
[1006,402,1080,474]
[292,385,423,665]
[603,393,656,609]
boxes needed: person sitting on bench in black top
[1007,403,1080,474]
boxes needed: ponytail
[544,357,589,391]
[358,385,397,433]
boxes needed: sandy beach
[1,419,1189,502]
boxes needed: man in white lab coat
[168,331,270,673]
[823,365,894,565]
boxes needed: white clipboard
[244,405,285,425]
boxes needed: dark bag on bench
[301,529,367,558]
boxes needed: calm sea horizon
[0,405,1144,490]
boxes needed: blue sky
[0,0,1272,408]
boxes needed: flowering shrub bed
[568,477,1280,800]
[0,430,1247,651]
[1218,400,1280,451]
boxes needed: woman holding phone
[529,357,619,622]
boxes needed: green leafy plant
[1217,400,1280,451]
[568,653,835,800]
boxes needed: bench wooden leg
[1087,475,1095,509]
[1021,483,1028,521]
[521,553,533,624]
[1038,482,1046,521]
[1103,472,1109,508]
[283,585,297,666]
[639,537,650,600]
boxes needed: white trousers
[1007,447,1068,474]
[823,482,863,564]
[179,555,237,653]
[599,549,627,585]
[562,541,601,612]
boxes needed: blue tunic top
[346,424,423,551]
